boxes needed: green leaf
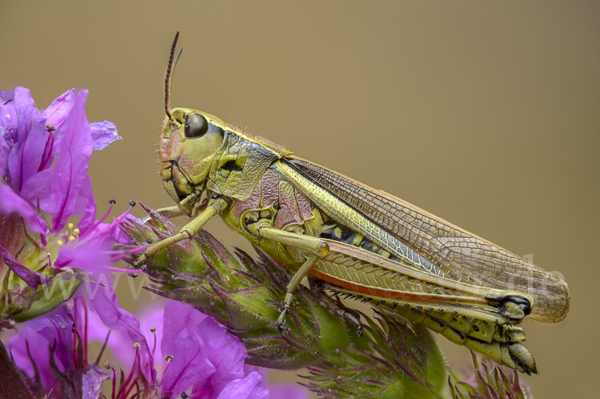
[13,277,81,323]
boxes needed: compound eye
[184,113,209,138]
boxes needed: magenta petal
[85,302,137,371]
[7,87,48,192]
[87,280,156,383]
[0,183,47,237]
[216,372,269,399]
[197,318,246,394]
[160,302,252,397]
[22,167,94,221]
[74,174,97,231]
[161,326,214,397]
[50,90,93,232]
[20,167,54,213]
[160,300,207,358]
[43,89,76,136]
[90,120,121,150]
[33,310,75,371]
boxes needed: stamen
[122,377,140,399]
[80,199,117,237]
[81,296,89,366]
[109,364,117,399]
[163,355,174,377]
[132,379,142,399]
[102,248,144,264]
[57,240,64,246]
[107,255,126,263]
[25,340,42,391]
[69,236,76,242]
[95,331,112,366]
[106,246,149,264]
[68,223,74,229]
[72,325,84,369]
[76,329,86,370]
[120,345,141,398]
[79,201,136,245]
[151,327,157,356]
[73,228,80,236]
[127,246,148,254]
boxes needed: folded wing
[288,157,569,323]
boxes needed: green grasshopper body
[137,34,570,375]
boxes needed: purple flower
[152,299,274,398]
[9,300,87,394]
[8,294,140,399]
[1,85,293,399]
[8,293,274,398]
[0,86,121,235]
[0,86,121,290]
[160,300,251,398]
[87,275,157,384]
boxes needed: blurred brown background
[2,1,598,397]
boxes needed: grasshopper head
[159,107,225,214]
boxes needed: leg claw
[277,324,290,333]
[276,307,290,332]
[133,254,147,268]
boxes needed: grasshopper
[135,33,570,374]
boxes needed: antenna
[165,32,183,123]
